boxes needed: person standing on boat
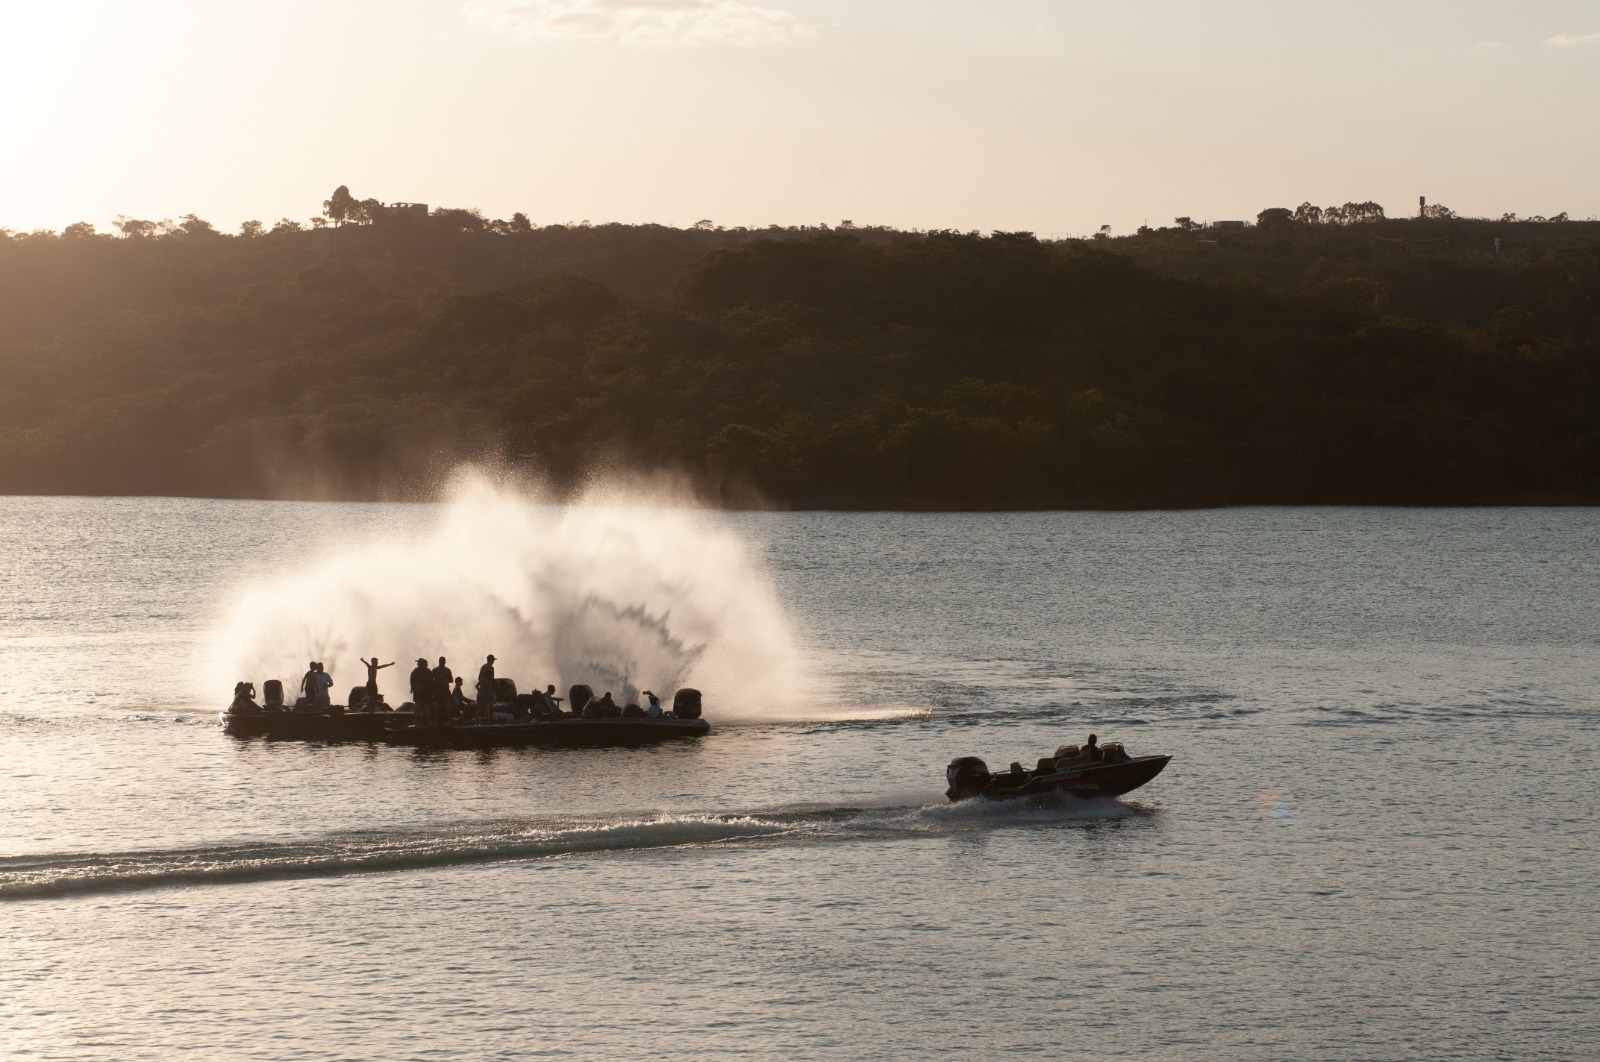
[432,657,454,714]
[300,662,318,707]
[360,655,394,704]
[313,662,333,708]
[409,658,434,716]
[476,655,497,721]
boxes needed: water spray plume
[214,471,810,721]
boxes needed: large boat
[945,739,1170,802]
[221,679,708,747]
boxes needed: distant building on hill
[1209,220,1247,230]
[380,202,428,223]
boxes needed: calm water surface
[1,499,1597,1060]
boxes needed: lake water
[2,497,1597,1060]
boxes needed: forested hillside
[2,204,1597,507]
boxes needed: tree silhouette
[1256,208,1293,231]
[114,217,157,239]
[177,214,217,237]
[323,185,359,227]
[1292,202,1323,225]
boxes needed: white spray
[214,473,807,721]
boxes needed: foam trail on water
[212,472,817,720]
[0,797,1144,899]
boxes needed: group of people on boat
[231,653,671,727]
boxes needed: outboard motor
[349,686,369,710]
[262,679,284,708]
[672,688,703,720]
[568,684,594,715]
[495,678,517,704]
[945,756,990,801]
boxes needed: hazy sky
[3,0,1597,236]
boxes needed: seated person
[642,691,663,719]
[583,691,623,718]
[1051,736,1103,769]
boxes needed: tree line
[1,192,1596,507]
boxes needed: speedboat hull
[383,716,711,748]
[947,755,1171,802]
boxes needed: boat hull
[383,717,711,748]
[947,755,1171,803]
[221,709,411,742]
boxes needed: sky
[2,0,1598,237]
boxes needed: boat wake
[0,795,1146,901]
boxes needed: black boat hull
[384,717,711,748]
[947,754,1171,802]
[221,709,412,742]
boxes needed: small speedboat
[945,740,1170,802]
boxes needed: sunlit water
[2,498,1597,1060]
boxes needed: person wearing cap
[476,655,497,721]
[409,657,434,717]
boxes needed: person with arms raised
[359,655,394,706]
